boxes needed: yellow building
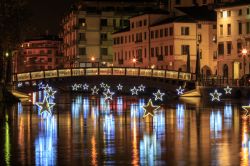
[62,1,159,68]
[216,2,250,79]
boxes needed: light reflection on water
[0,93,250,165]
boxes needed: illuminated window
[79,18,86,27]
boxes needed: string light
[242,105,250,117]
[17,82,23,87]
[210,89,222,101]
[100,82,106,88]
[38,82,44,89]
[153,90,165,101]
[91,86,99,95]
[72,83,79,91]
[142,99,160,118]
[103,89,115,101]
[117,84,123,91]
[130,87,139,95]
[82,83,89,90]
[176,86,184,95]
[138,84,145,92]
[36,97,55,116]
[224,85,232,94]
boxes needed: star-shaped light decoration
[77,84,82,89]
[45,87,57,99]
[100,82,106,88]
[72,83,79,91]
[242,105,250,117]
[153,90,165,101]
[91,86,99,95]
[43,84,51,92]
[32,82,37,86]
[103,89,115,101]
[210,89,222,101]
[36,97,55,116]
[103,84,110,91]
[130,87,139,95]
[17,82,23,87]
[176,86,184,95]
[224,85,232,94]
[142,99,160,118]
[38,82,44,89]
[82,83,89,90]
[117,84,123,91]
[138,84,146,92]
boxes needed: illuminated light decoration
[153,90,165,101]
[224,85,232,94]
[77,84,82,89]
[17,82,23,87]
[103,84,110,91]
[210,89,222,101]
[32,82,37,86]
[72,84,79,91]
[100,82,106,88]
[130,86,139,95]
[138,84,146,92]
[82,83,89,90]
[43,84,51,92]
[117,84,123,91]
[103,89,115,101]
[242,105,250,117]
[176,86,184,95]
[38,82,44,89]
[25,81,30,85]
[45,87,57,99]
[91,86,99,95]
[36,97,55,116]
[142,99,160,118]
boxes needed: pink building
[13,35,63,73]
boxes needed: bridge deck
[14,67,196,82]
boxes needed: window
[144,32,147,40]
[220,24,223,36]
[113,19,116,27]
[181,45,190,55]
[237,42,242,53]
[165,46,168,56]
[100,19,107,27]
[131,22,134,28]
[79,33,86,41]
[247,8,250,15]
[151,48,154,57]
[79,18,86,27]
[169,27,173,36]
[239,9,242,16]
[47,50,52,54]
[227,24,231,35]
[247,22,250,34]
[79,48,86,56]
[220,12,223,18]
[198,24,202,29]
[218,43,224,55]
[170,45,173,55]
[40,50,45,54]
[100,33,107,41]
[101,48,108,55]
[48,58,52,62]
[160,29,163,37]
[213,24,216,29]
[151,31,154,39]
[132,34,134,42]
[155,30,159,38]
[239,22,242,35]
[156,47,159,55]
[144,48,147,58]
[202,0,207,4]
[144,19,147,26]
[139,21,142,27]
[227,42,232,54]
[227,11,231,17]
[164,28,168,36]
[181,27,189,35]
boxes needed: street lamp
[91,56,95,67]
[242,48,248,76]
[132,58,136,67]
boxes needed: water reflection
[2,93,250,165]
[35,117,57,166]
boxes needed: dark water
[0,91,250,166]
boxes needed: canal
[0,91,249,165]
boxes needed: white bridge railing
[14,67,195,82]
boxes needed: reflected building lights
[224,105,232,129]
[83,97,90,119]
[241,120,250,165]
[153,110,165,136]
[5,119,10,166]
[103,113,115,157]
[72,96,82,118]
[18,102,23,115]
[117,97,123,116]
[176,104,185,132]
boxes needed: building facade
[216,2,250,79]
[113,7,217,75]
[13,35,63,73]
[62,1,160,68]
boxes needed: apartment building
[216,1,250,79]
[62,1,160,67]
[113,6,217,75]
[13,35,63,73]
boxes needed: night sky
[29,0,77,36]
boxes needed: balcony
[135,39,143,43]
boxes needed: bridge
[13,67,197,96]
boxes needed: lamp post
[132,58,136,68]
[242,48,248,76]
[91,56,95,67]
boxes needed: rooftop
[215,0,250,9]
[24,35,63,42]
[151,15,196,27]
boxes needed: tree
[0,0,31,83]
